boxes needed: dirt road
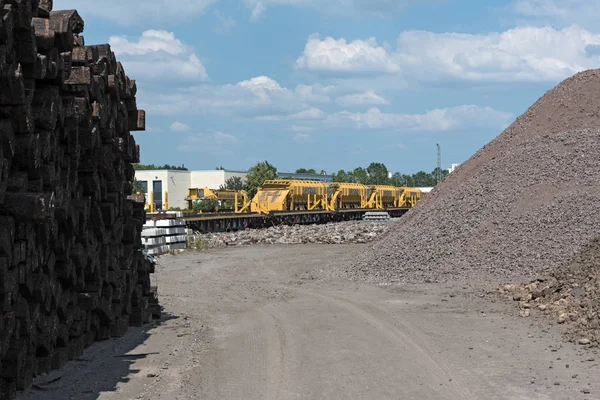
[19,245,600,400]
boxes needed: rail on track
[147,208,410,233]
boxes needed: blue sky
[57,0,600,174]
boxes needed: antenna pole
[436,143,442,183]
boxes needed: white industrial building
[134,169,248,210]
[449,163,461,173]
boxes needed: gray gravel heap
[351,69,600,285]
[192,221,392,247]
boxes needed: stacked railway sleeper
[0,1,156,398]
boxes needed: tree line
[133,163,188,171]
[219,161,449,199]
[330,163,448,187]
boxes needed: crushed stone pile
[499,237,600,347]
[351,69,600,285]
[190,221,392,247]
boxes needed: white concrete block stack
[143,212,187,255]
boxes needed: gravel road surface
[19,245,600,400]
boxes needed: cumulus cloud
[178,132,238,153]
[170,122,190,132]
[326,105,513,131]
[295,84,334,103]
[143,76,332,116]
[55,0,220,24]
[296,26,600,82]
[335,91,388,107]
[109,30,208,81]
[393,26,600,82]
[296,34,399,74]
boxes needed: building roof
[134,169,248,174]
[277,172,333,181]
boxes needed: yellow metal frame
[251,180,329,214]
[177,181,424,215]
[328,182,371,211]
[185,188,250,213]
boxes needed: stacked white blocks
[142,212,188,255]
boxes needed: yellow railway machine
[398,187,422,207]
[368,185,399,209]
[328,182,372,210]
[251,180,329,214]
[185,188,250,213]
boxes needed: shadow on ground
[17,309,178,400]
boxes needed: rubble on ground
[499,237,600,347]
[189,221,392,247]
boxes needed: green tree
[295,168,316,174]
[411,171,435,186]
[352,167,369,184]
[190,199,218,212]
[132,178,144,194]
[431,167,449,183]
[389,172,404,187]
[332,170,351,182]
[220,176,245,191]
[133,163,188,171]
[366,162,390,185]
[244,161,277,198]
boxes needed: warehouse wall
[134,170,249,210]
[189,170,227,189]
[135,170,191,210]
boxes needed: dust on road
[19,245,600,400]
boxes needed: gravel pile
[351,69,600,285]
[191,221,392,247]
[499,237,600,347]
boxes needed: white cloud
[55,0,220,24]
[511,0,600,28]
[170,122,190,132]
[256,107,325,121]
[143,76,332,116]
[326,105,513,131]
[214,12,236,34]
[109,30,208,81]
[293,133,313,143]
[178,132,238,153]
[291,125,316,132]
[393,26,600,82]
[296,26,600,82]
[295,84,334,103]
[296,34,399,74]
[243,0,424,20]
[335,90,388,107]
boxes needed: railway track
[148,208,410,233]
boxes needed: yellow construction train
[185,180,422,215]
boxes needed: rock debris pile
[352,69,600,287]
[192,221,392,247]
[500,237,600,347]
[0,1,156,397]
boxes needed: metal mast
[436,143,442,183]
